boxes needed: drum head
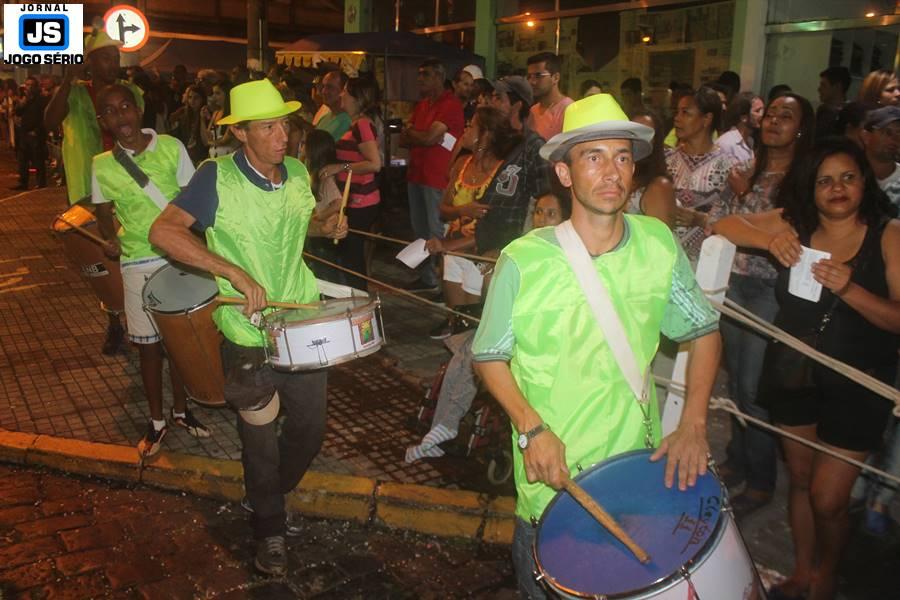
[263,297,374,327]
[142,263,218,314]
[534,449,723,598]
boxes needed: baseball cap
[493,76,534,107]
[864,105,900,130]
[462,64,484,80]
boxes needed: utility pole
[247,0,268,72]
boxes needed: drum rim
[141,264,218,315]
[532,448,726,599]
[262,297,378,327]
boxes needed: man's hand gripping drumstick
[332,169,353,245]
[475,361,651,564]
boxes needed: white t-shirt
[877,162,900,210]
[715,128,754,164]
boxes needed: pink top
[336,117,380,209]
[528,96,574,141]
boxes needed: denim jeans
[512,518,549,599]
[228,350,328,539]
[720,273,779,493]
[407,182,444,286]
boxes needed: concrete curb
[0,429,515,545]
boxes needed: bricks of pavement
[0,462,517,598]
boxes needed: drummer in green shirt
[149,79,347,578]
[92,84,210,459]
[44,27,144,355]
[472,94,722,599]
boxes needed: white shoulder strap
[555,219,650,402]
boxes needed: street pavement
[0,150,898,598]
[0,463,516,599]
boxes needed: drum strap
[555,220,654,447]
[112,145,170,213]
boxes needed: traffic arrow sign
[104,5,150,52]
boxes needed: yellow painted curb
[0,430,37,464]
[28,435,141,482]
[0,429,516,543]
[141,452,244,501]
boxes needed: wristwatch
[517,423,549,451]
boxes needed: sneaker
[254,535,287,576]
[171,408,211,438]
[137,422,167,458]
[285,514,303,538]
[240,496,303,538]
[429,319,452,340]
[101,322,125,356]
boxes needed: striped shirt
[336,117,380,209]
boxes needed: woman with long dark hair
[319,76,383,291]
[715,92,816,518]
[713,139,899,600]
[424,105,523,338]
[170,85,208,164]
[201,80,238,158]
[629,107,676,227]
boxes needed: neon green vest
[504,215,679,520]
[206,155,319,347]
[92,134,183,263]
[62,80,144,204]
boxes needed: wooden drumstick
[215,296,319,310]
[55,215,108,246]
[333,168,353,245]
[563,479,651,564]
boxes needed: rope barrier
[348,228,498,264]
[303,252,485,323]
[654,375,900,486]
[305,246,900,480]
[710,298,900,413]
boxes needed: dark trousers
[720,273,779,493]
[17,132,46,187]
[512,518,549,599]
[225,341,328,539]
[337,204,379,292]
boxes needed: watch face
[517,434,528,449]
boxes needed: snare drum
[534,449,759,599]
[262,297,384,371]
[142,264,225,407]
[52,204,124,313]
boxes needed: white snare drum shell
[264,298,383,371]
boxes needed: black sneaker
[429,319,452,340]
[137,422,167,458]
[101,322,125,356]
[240,496,303,538]
[254,535,287,576]
[171,408,211,438]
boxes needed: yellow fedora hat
[217,79,302,126]
[539,93,654,162]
